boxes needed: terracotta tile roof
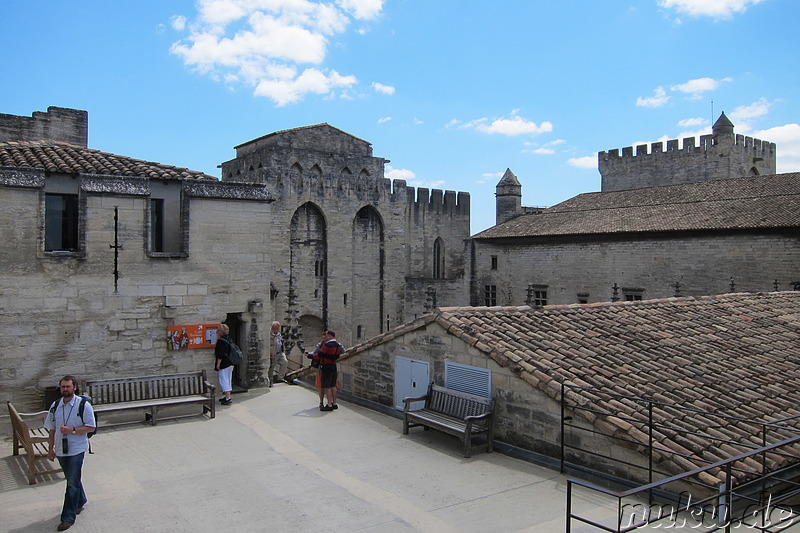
[473,173,800,239]
[0,140,215,180]
[346,292,800,480]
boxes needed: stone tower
[598,112,776,192]
[495,168,522,225]
[219,123,470,348]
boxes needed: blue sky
[2,0,799,233]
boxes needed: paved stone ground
[2,384,680,532]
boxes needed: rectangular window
[45,193,79,252]
[490,255,498,270]
[150,199,164,252]
[484,285,497,306]
[623,288,644,301]
[577,292,589,304]
[526,284,548,306]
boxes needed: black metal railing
[566,434,800,532]
[560,384,800,531]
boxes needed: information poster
[166,324,220,350]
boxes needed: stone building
[338,292,800,484]
[471,114,799,307]
[0,107,274,408]
[0,107,471,408]
[599,112,776,192]
[219,123,471,350]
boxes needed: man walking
[44,375,96,531]
[269,321,288,385]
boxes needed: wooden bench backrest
[85,371,208,404]
[7,401,30,442]
[427,384,493,419]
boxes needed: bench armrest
[464,411,493,422]
[402,395,429,411]
[204,381,217,394]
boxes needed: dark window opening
[491,256,498,270]
[577,292,589,304]
[484,285,497,306]
[623,288,645,301]
[45,193,79,252]
[526,284,548,306]
[150,199,164,252]
[433,238,445,279]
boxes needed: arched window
[433,237,445,279]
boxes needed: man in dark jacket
[317,330,345,411]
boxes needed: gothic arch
[351,206,384,338]
[289,202,327,330]
[290,162,303,183]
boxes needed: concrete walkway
[2,384,641,533]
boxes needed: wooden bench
[7,401,63,485]
[403,384,495,458]
[84,371,216,426]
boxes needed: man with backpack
[215,324,236,405]
[44,375,96,531]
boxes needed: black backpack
[49,395,97,452]
[219,337,244,365]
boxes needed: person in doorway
[215,324,234,405]
[317,330,345,411]
[269,321,288,385]
[44,375,96,531]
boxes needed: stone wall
[339,322,651,480]
[470,233,800,306]
[0,106,88,147]
[599,132,776,192]
[0,171,273,411]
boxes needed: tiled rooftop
[0,140,216,180]
[346,292,800,481]
[473,173,800,239]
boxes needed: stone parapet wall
[0,106,88,147]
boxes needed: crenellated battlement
[598,113,777,192]
[408,186,470,217]
[600,133,775,162]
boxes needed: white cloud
[338,0,383,20]
[567,156,598,169]
[254,68,356,106]
[371,82,395,95]
[385,165,415,181]
[671,77,732,99]
[730,97,771,122]
[753,123,800,173]
[523,139,565,155]
[658,0,765,20]
[385,165,445,188]
[678,117,707,127]
[170,15,187,31]
[413,117,423,125]
[170,0,384,106]
[477,172,503,185]
[636,86,671,108]
[377,116,392,124]
[462,110,553,136]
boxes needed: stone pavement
[1,383,653,533]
